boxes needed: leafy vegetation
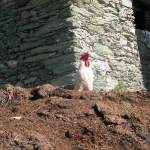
[112,82,128,92]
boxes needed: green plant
[112,82,128,92]
[126,113,144,131]
[127,113,140,123]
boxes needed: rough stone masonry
[0,0,147,91]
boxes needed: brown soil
[0,84,150,150]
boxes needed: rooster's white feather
[74,60,94,91]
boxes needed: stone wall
[0,0,147,91]
[69,0,144,91]
[0,0,80,88]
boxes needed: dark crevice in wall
[133,0,150,91]
[133,10,145,30]
[133,0,150,31]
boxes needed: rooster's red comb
[80,52,90,60]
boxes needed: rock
[35,19,69,37]
[109,2,116,8]
[30,0,51,6]
[19,32,28,39]
[1,2,15,9]
[52,63,77,75]
[6,76,17,82]
[24,76,37,84]
[103,7,118,14]
[91,17,110,25]
[23,54,49,63]
[0,33,5,40]
[21,11,30,20]
[28,30,34,38]
[2,24,8,31]
[120,36,127,46]
[20,38,45,51]
[129,27,135,35]
[29,71,38,76]
[38,69,51,80]
[30,11,58,22]
[31,40,73,55]
[103,13,119,21]
[45,37,55,45]
[15,0,29,8]
[44,53,78,70]
[0,18,14,27]
[71,6,93,18]
[17,19,30,26]
[0,40,6,52]
[17,23,41,32]
[17,55,24,65]
[88,25,105,35]
[51,74,74,86]
[124,21,134,27]
[97,0,109,4]
[0,0,7,7]
[146,43,150,50]
[7,60,18,68]
[3,73,11,78]
[0,63,8,71]
[7,35,20,48]
[59,6,70,18]
[6,26,17,36]
[121,0,132,8]
[30,10,37,17]
[110,21,122,31]
[119,10,127,18]
[93,43,113,56]
[127,65,140,73]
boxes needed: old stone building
[0,0,150,91]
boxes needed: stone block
[44,53,78,70]
[103,13,119,21]
[6,76,17,82]
[0,18,14,27]
[88,25,105,35]
[24,76,37,85]
[20,39,46,51]
[7,60,18,68]
[38,69,51,80]
[51,74,74,86]
[97,0,109,4]
[30,11,58,22]
[59,6,70,18]
[0,40,6,52]
[21,11,30,20]
[23,54,49,63]
[71,6,93,18]
[7,35,20,48]
[30,0,51,6]
[31,40,73,55]
[17,23,40,32]
[121,0,132,8]
[30,10,37,17]
[52,63,77,75]
[93,43,113,56]
[0,63,8,71]
[35,19,69,37]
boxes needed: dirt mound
[0,84,150,150]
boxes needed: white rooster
[74,52,94,91]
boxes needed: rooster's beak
[80,54,83,60]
